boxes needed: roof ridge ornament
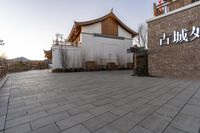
[111,8,114,13]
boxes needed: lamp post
[127,45,138,76]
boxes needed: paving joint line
[161,83,200,133]
[125,80,194,133]
[2,78,12,133]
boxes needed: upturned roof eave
[67,11,138,42]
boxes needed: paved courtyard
[0,70,200,133]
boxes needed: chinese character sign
[160,33,170,45]
[160,26,200,46]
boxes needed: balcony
[154,0,199,16]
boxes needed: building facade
[147,0,200,78]
[52,11,138,70]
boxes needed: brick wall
[147,4,200,78]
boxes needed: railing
[53,40,67,45]
[154,0,198,16]
[0,66,7,79]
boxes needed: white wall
[81,33,133,66]
[52,22,134,69]
[52,45,82,69]
[118,25,132,38]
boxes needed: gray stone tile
[94,125,122,133]
[111,99,148,116]
[82,112,118,131]
[27,103,58,114]
[8,103,41,114]
[68,104,96,115]
[8,102,24,109]
[30,123,60,133]
[188,98,200,106]
[29,111,48,121]
[31,111,70,129]
[110,104,136,116]
[92,98,113,106]
[111,112,145,132]
[192,89,200,99]
[74,98,96,106]
[6,111,26,121]
[60,124,90,133]
[3,70,200,133]
[5,123,31,133]
[46,104,76,114]
[168,98,188,107]
[6,115,30,129]
[156,104,181,118]
[140,113,171,133]
[56,112,94,130]
[160,94,174,101]
[171,113,200,133]
[180,104,200,118]
[148,98,168,106]
[6,111,47,126]
[0,115,6,130]
[128,126,153,133]
[133,104,159,117]
[163,126,188,133]
[89,104,116,115]
[165,88,184,96]
[0,107,8,116]
[112,97,133,106]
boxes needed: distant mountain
[11,57,30,62]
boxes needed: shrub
[52,68,84,73]
[137,64,149,76]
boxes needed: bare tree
[135,23,148,49]
[127,55,132,63]
[72,50,77,70]
[81,49,87,69]
[116,53,124,66]
[76,50,81,68]
[59,45,69,69]
[94,55,99,64]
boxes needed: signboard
[160,26,200,46]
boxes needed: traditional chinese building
[52,10,138,70]
[44,49,52,60]
[147,0,200,78]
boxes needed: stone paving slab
[5,123,31,133]
[60,124,90,133]
[82,112,118,132]
[0,70,200,133]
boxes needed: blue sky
[0,0,157,60]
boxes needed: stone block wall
[147,3,200,78]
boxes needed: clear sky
[0,0,157,60]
